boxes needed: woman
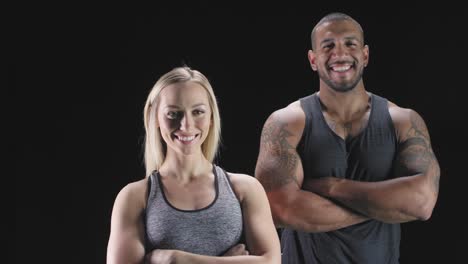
[107,67,280,264]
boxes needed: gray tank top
[144,165,243,256]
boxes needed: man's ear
[308,50,318,71]
[363,44,369,67]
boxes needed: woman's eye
[167,112,178,119]
[193,109,205,116]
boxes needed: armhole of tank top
[382,98,399,146]
[297,96,311,154]
[141,174,151,218]
[143,174,153,251]
[220,167,242,203]
[372,95,395,135]
[212,165,220,204]
[146,174,152,202]
[220,167,246,244]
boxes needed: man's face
[309,19,369,93]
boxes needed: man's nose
[332,43,347,58]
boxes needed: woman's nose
[179,114,193,130]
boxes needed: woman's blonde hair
[143,67,221,176]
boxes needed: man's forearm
[304,174,436,223]
[270,189,368,233]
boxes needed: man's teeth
[178,135,195,141]
[332,65,351,72]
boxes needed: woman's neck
[159,150,212,183]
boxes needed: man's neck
[317,83,370,122]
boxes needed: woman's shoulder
[114,177,150,210]
[224,171,259,185]
[221,170,264,201]
[122,177,148,194]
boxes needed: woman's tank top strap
[214,165,241,203]
[146,165,241,210]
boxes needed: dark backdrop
[14,3,466,263]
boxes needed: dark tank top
[281,93,400,264]
[144,165,243,256]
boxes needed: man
[255,12,440,263]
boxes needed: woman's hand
[223,243,250,256]
[145,249,176,264]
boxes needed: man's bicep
[256,149,304,192]
[255,113,303,192]
[394,110,440,191]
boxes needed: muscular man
[255,12,440,263]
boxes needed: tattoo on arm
[257,116,299,191]
[395,111,440,194]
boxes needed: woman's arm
[107,180,147,264]
[146,174,281,264]
[232,174,281,263]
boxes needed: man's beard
[318,65,364,93]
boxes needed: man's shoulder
[375,93,411,114]
[261,100,306,139]
[385,99,429,141]
[386,100,416,124]
[269,100,305,126]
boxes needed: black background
[13,3,466,263]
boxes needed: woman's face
[157,81,212,156]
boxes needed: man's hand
[303,177,343,197]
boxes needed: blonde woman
[107,67,280,264]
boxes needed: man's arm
[255,104,368,233]
[304,108,440,223]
